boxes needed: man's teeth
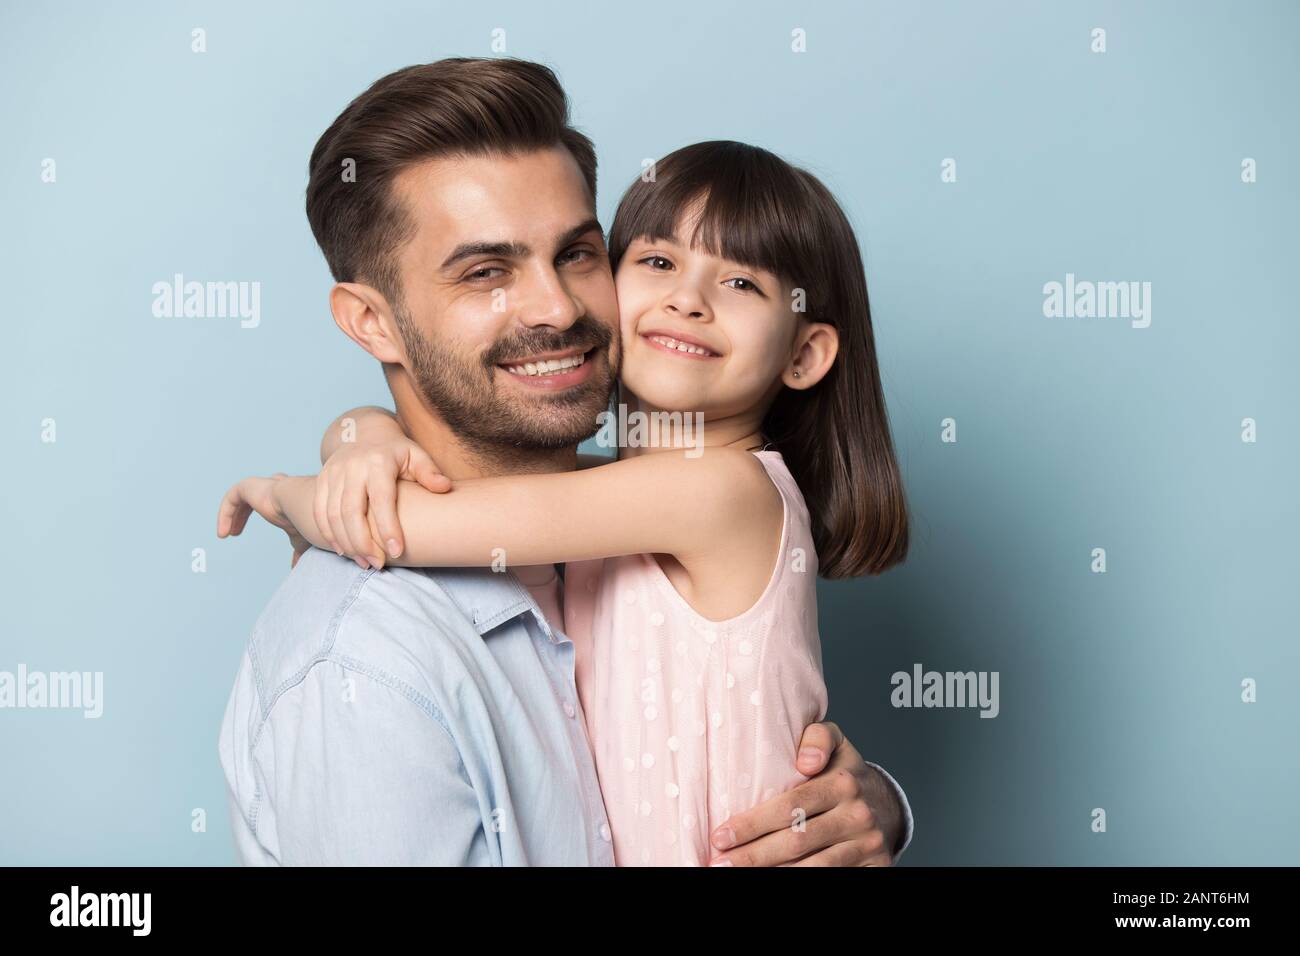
[648,335,715,356]
[503,352,587,376]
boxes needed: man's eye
[639,255,673,271]
[466,267,506,282]
[558,247,593,266]
[724,277,764,295]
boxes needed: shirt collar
[429,566,563,644]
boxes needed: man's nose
[515,264,584,330]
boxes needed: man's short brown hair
[306,57,597,303]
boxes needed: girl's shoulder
[617,445,784,530]
[614,448,817,625]
[693,446,786,528]
[749,449,811,521]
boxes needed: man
[218,57,912,865]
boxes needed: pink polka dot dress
[563,450,829,866]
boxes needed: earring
[792,369,801,378]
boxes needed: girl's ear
[330,282,407,364]
[781,321,839,390]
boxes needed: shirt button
[599,823,612,842]
[563,701,576,718]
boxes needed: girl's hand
[314,437,451,565]
[217,473,313,568]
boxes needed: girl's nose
[663,287,711,321]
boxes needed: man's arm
[224,656,491,866]
[862,758,914,858]
[706,721,913,866]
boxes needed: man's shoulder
[244,548,526,712]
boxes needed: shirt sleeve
[864,759,914,861]
[250,659,492,866]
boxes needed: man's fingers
[707,720,849,858]
[789,831,891,867]
[711,784,862,866]
[710,771,841,853]
[794,719,844,776]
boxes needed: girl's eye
[639,255,673,271]
[724,277,764,295]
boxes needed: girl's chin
[616,373,702,411]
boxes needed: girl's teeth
[505,353,587,376]
[650,335,713,356]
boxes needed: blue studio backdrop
[2,0,1296,864]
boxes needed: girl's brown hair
[608,141,908,579]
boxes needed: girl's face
[614,229,798,422]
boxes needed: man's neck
[388,367,580,481]
[387,370,573,600]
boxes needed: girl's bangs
[610,142,814,285]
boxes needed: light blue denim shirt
[219,547,913,865]
[218,548,615,865]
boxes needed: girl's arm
[273,447,782,571]
[313,406,450,560]
[319,406,405,463]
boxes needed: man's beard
[394,302,618,454]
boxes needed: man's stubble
[393,299,619,461]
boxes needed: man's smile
[496,346,597,390]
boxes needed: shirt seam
[243,654,469,839]
[248,564,376,716]
[248,653,460,757]
[428,569,553,640]
[246,571,460,752]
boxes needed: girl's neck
[614,386,768,460]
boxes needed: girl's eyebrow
[636,234,683,248]
[637,233,773,280]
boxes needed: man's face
[387,148,619,452]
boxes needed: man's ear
[330,282,407,364]
[781,321,839,390]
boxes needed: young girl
[220,140,909,866]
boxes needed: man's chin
[489,387,610,449]
[410,345,615,453]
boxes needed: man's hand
[707,721,902,866]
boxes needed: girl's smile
[639,330,722,359]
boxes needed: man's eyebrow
[440,239,531,270]
[438,219,603,271]
[553,218,605,251]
